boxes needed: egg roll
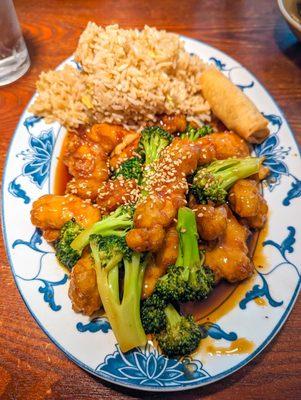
[201,67,269,144]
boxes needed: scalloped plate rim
[1,35,300,392]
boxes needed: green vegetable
[192,156,263,204]
[113,156,143,181]
[70,205,134,256]
[141,293,167,334]
[156,304,201,357]
[90,235,147,352]
[139,126,173,165]
[181,124,213,141]
[155,207,214,303]
[54,219,83,269]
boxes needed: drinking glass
[0,0,30,86]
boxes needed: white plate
[2,37,301,392]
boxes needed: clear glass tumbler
[0,0,30,86]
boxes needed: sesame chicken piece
[43,229,61,242]
[126,225,165,253]
[228,179,268,229]
[126,138,200,253]
[66,177,106,201]
[63,124,135,200]
[160,114,187,134]
[110,137,140,170]
[209,131,250,159]
[194,204,228,241]
[133,196,178,229]
[68,253,101,316]
[64,131,109,179]
[109,132,141,170]
[196,137,217,165]
[142,224,179,299]
[196,131,250,165]
[96,178,140,214]
[205,206,254,283]
[30,194,100,241]
[86,123,130,153]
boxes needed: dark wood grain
[0,1,300,399]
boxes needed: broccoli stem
[193,156,263,204]
[108,266,120,304]
[176,207,205,288]
[176,207,200,269]
[91,240,147,352]
[122,254,146,345]
[155,206,213,302]
[176,207,201,281]
[164,303,181,327]
[213,157,263,191]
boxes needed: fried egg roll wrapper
[201,67,269,144]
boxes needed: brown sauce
[252,218,269,271]
[54,130,269,341]
[206,337,255,356]
[53,133,72,195]
[182,219,269,323]
[254,297,267,306]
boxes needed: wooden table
[0,0,300,398]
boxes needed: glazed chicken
[96,178,140,214]
[68,253,101,315]
[64,131,108,201]
[194,203,228,241]
[30,194,100,241]
[160,114,187,134]
[109,132,140,170]
[196,131,250,165]
[229,179,268,229]
[205,206,254,283]
[142,224,179,299]
[29,117,269,329]
[64,123,136,200]
[126,138,200,253]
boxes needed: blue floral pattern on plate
[240,226,300,310]
[96,343,210,387]
[13,228,47,253]
[209,57,255,91]
[12,229,68,311]
[2,40,301,391]
[8,119,55,203]
[77,317,112,333]
[21,129,54,188]
[209,59,301,205]
[8,176,31,204]
[254,114,290,191]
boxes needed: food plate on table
[2,24,300,391]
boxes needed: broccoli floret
[54,219,83,269]
[141,294,167,334]
[155,207,214,303]
[138,126,173,197]
[90,235,147,352]
[192,157,263,204]
[113,156,143,181]
[181,124,213,141]
[156,304,201,357]
[139,126,173,165]
[70,205,134,256]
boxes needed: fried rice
[30,23,211,129]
